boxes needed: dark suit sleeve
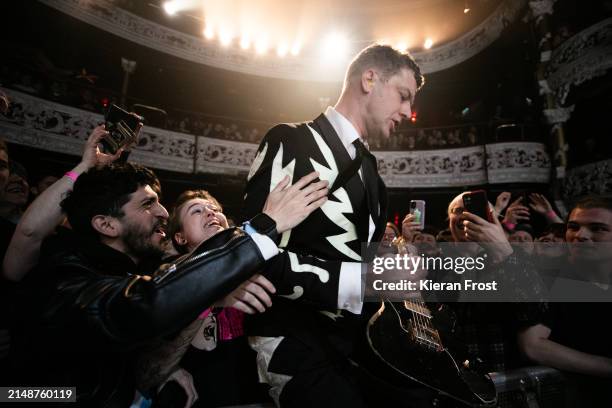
[245,125,361,311]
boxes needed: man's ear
[91,215,121,238]
[174,231,187,246]
[361,69,376,93]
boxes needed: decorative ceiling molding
[547,17,612,105]
[39,0,526,81]
[412,0,527,73]
[1,88,550,187]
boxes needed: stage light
[410,111,417,123]
[240,35,250,50]
[277,43,288,57]
[464,7,470,13]
[290,42,301,56]
[255,37,268,54]
[321,32,349,61]
[424,38,433,49]
[163,1,178,15]
[219,30,232,46]
[396,42,408,52]
[203,26,214,40]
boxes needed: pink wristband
[64,171,79,182]
[503,221,516,231]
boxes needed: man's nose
[573,226,591,241]
[155,203,169,219]
[400,103,412,120]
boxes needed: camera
[102,104,144,154]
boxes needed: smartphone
[409,200,426,230]
[463,190,493,222]
[102,104,144,154]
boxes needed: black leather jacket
[12,225,269,407]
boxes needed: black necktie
[353,139,380,220]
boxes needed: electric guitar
[367,298,497,406]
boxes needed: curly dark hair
[61,163,161,238]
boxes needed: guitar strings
[407,298,441,351]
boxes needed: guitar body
[367,300,497,406]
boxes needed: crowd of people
[0,42,610,408]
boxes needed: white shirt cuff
[338,262,363,314]
[243,225,279,261]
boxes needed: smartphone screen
[463,190,492,222]
[409,200,426,230]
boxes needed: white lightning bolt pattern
[247,142,268,181]
[279,286,304,300]
[288,252,329,282]
[307,126,361,261]
[319,310,344,321]
[270,142,295,247]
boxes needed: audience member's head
[447,192,469,242]
[31,173,60,197]
[60,163,167,263]
[565,196,612,263]
[412,226,439,255]
[382,222,399,248]
[3,160,29,209]
[168,189,228,254]
[535,223,566,258]
[536,223,566,242]
[436,228,453,243]
[508,223,534,255]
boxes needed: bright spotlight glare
[277,44,288,57]
[464,7,470,13]
[163,1,178,15]
[203,26,214,40]
[219,30,232,46]
[424,38,433,49]
[240,35,250,50]
[255,38,268,54]
[290,43,301,56]
[322,33,349,60]
[396,42,407,52]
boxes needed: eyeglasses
[449,207,465,215]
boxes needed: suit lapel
[311,114,351,171]
[310,114,369,246]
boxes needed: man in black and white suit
[244,44,425,407]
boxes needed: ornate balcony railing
[547,17,612,105]
[0,88,551,188]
